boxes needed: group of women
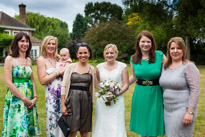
[2,30,200,137]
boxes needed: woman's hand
[28,98,37,108]
[61,105,68,116]
[183,112,194,125]
[57,65,66,76]
[22,97,33,109]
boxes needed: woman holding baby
[37,36,65,137]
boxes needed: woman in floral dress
[2,32,41,136]
[37,36,65,137]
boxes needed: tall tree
[71,14,88,41]
[84,2,123,26]
[172,0,205,59]
[15,12,70,49]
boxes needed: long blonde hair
[40,36,58,59]
[164,37,188,69]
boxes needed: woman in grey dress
[61,43,98,137]
[159,37,200,137]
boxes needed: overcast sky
[0,0,124,32]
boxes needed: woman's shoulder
[96,62,105,69]
[89,64,95,70]
[185,61,198,69]
[67,63,76,68]
[117,61,127,68]
[184,61,200,75]
[155,50,164,56]
[37,56,46,61]
[5,55,13,61]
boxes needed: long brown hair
[131,30,156,64]
[9,32,32,58]
[164,37,188,69]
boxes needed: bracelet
[187,111,194,115]
[33,96,37,99]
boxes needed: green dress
[130,51,165,136]
[2,65,41,137]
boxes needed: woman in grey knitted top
[159,37,200,137]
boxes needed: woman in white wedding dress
[92,44,129,137]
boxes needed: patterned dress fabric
[92,61,127,137]
[2,65,41,137]
[130,51,165,136]
[159,63,200,137]
[45,67,64,137]
[65,72,93,132]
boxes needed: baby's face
[60,51,70,61]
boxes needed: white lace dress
[92,61,127,137]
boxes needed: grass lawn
[0,64,204,137]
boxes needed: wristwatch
[187,111,194,115]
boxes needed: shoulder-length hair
[131,30,156,64]
[164,37,188,69]
[40,36,58,59]
[103,44,118,58]
[9,32,32,58]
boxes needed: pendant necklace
[47,57,56,67]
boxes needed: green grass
[0,64,204,137]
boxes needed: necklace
[46,57,56,67]
[142,56,149,60]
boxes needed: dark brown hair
[76,43,92,59]
[9,32,32,58]
[131,30,156,64]
[164,37,188,69]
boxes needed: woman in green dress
[129,30,165,137]
[2,32,41,137]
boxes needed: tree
[83,19,136,59]
[123,0,205,60]
[0,32,13,62]
[84,2,123,26]
[124,1,175,52]
[15,12,70,49]
[71,14,88,41]
[172,0,205,59]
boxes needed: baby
[56,48,72,69]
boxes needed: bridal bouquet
[95,80,121,106]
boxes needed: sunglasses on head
[76,42,88,46]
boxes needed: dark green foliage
[71,14,88,41]
[122,0,205,63]
[15,12,70,49]
[83,19,136,60]
[84,2,123,26]
[0,33,13,62]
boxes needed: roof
[0,11,35,31]
[30,36,42,44]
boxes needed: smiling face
[170,42,183,62]
[139,36,152,52]
[46,39,56,55]
[18,36,29,53]
[104,47,117,62]
[76,46,90,63]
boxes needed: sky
[0,0,124,32]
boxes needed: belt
[70,85,89,91]
[138,79,159,86]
